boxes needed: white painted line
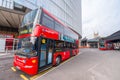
[91,75,95,80]
[79,52,83,55]
[90,69,109,80]
[88,64,99,72]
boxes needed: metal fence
[0,38,18,53]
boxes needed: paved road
[0,49,120,80]
[35,48,120,80]
[0,57,23,80]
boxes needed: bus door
[38,37,54,69]
[69,43,73,57]
[70,49,73,57]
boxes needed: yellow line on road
[20,74,29,80]
[30,56,76,80]
[30,68,53,80]
[11,67,16,72]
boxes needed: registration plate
[16,66,20,70]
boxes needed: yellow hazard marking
[20,74,29,80]
[30,56,75,80]
[11,67,16,72]
[30,68,53,80]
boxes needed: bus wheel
[55,56,61,66]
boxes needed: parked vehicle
[13,8,79,75]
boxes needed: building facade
[0,0,82,36]
[0,0,36,52]
[38,0,82,35]
[0,0,34,38]
[0,0,82,51]
[19,0,82,35]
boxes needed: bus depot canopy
[87,37,100,43]
[105,30,120,41]
[0,2,31,28]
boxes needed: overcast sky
[82,0,120,39]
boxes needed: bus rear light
[32,60,36,63]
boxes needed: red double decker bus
[13,8,80,75]
[99,38,113,50]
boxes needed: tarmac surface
[0,48,120,80]
[35,48,120,80]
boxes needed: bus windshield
[99,41,105,48]
[16,37,37,57]
[19,9,38,34]
[21,9,37,27]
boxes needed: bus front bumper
[13,61,38,75]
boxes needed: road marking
[20,74,29,80]
[79,52,83,55]
[30,68,54,80]
[61,56,74,64]
[32,53,81,80]
[88,64,98,71]
[90,69,109,80]
[91,75,95,80]
[88,64,98,72]
[31,57,74,80]
[11,67,16,72]
[11,67,29,80]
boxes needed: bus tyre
[73,52,76,56]
[55,56,61,66]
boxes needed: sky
[82,0,120,39]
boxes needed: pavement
[0,51,23,80]
[0,51,14,59]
